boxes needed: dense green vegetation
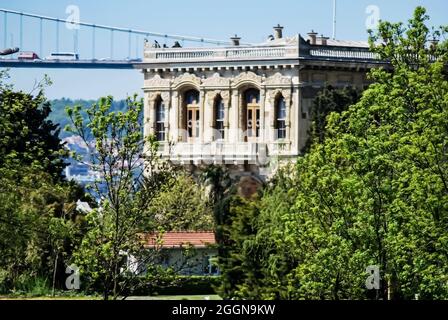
[0,80,214,299]
[1,6,447,301]
[65,97,215,300]
[0,71,89,296]
[217,7,448,300]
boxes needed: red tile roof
[143,232,216,249]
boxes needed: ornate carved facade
[141,26,384,180]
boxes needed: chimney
[231,34,241,46]
[318,35,330,46]
[307,30,318,45]
[273,24,284,39]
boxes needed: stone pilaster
[200,91,206,143]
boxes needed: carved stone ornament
[148,92,161,102]
[173,72,202,88]
[265,72,292,86]
[146,74,171,88]
[161,92,171,102]
[220,91,230,101]
[232,71,262,88]
[268,89,292,105]
[206,90,231,103]
[202,73,230,87]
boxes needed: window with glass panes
[155,99,166,141]
[185,90,200,142]
[276,97,287,139]
[215,97,225,140]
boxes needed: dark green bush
[129,275,221,296]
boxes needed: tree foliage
[66,95,174,300]
[0,82,68,182]
[305,85,361,150]
[149,172,215,231]
[219,7,448,300]
[0,72,86,294]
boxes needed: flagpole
[332,0,337,40]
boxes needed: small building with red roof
[140,231,219,276]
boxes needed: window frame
[155,98,166,142]
[276,96,287,140]
[214,96,225,141]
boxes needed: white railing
[310,48,379,60]
[157,141,293,164]
[145,46,297,62]
[167,142,258,160]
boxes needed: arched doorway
[243,88,260,142]
[184,89,200,143]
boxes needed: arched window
[155,97,166,141]
[276,96,287,140]
[244,89,260,140]
[184,90,200,142]
[214,96,225,140]
[185,90,200,105]
[245,89,260,105]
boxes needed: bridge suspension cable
[0,8,231,46]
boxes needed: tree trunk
[52,251,59,297]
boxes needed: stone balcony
[144,45,299,64]
[158,141,294,165]
[142,34,382,67]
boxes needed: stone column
[147,92,158,136]
[143,92,152,138]
[172,91,181,142]
[222,91,230,142]
[230,90,239,143]
[260,87,266,143]
[206,91,215,143]
[294,85,301,153]
[267,91,276,142]
[284,92,292,143]
[238,93,245,142]
[162,92,171,142]
[200,91,206,144]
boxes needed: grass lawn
[1,295,221,300]
[0,296,101,300]
[127,295,222,300]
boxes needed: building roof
[142,33,379,68]
[260,35,369,48]
[143,232,216,249]
[325,39,369,48]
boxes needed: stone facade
[140,27,386,180]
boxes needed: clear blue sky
[1,0,447,100]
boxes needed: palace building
[141,25,385,181]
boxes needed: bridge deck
[0,59,141,69]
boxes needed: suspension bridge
[0,8,230,69]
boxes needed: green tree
[220,7,448,300]
[148,172,214,231]
[0,77,68,182]
[0,72,86,295]
[305,86,361,151]
[67,96,172,300]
